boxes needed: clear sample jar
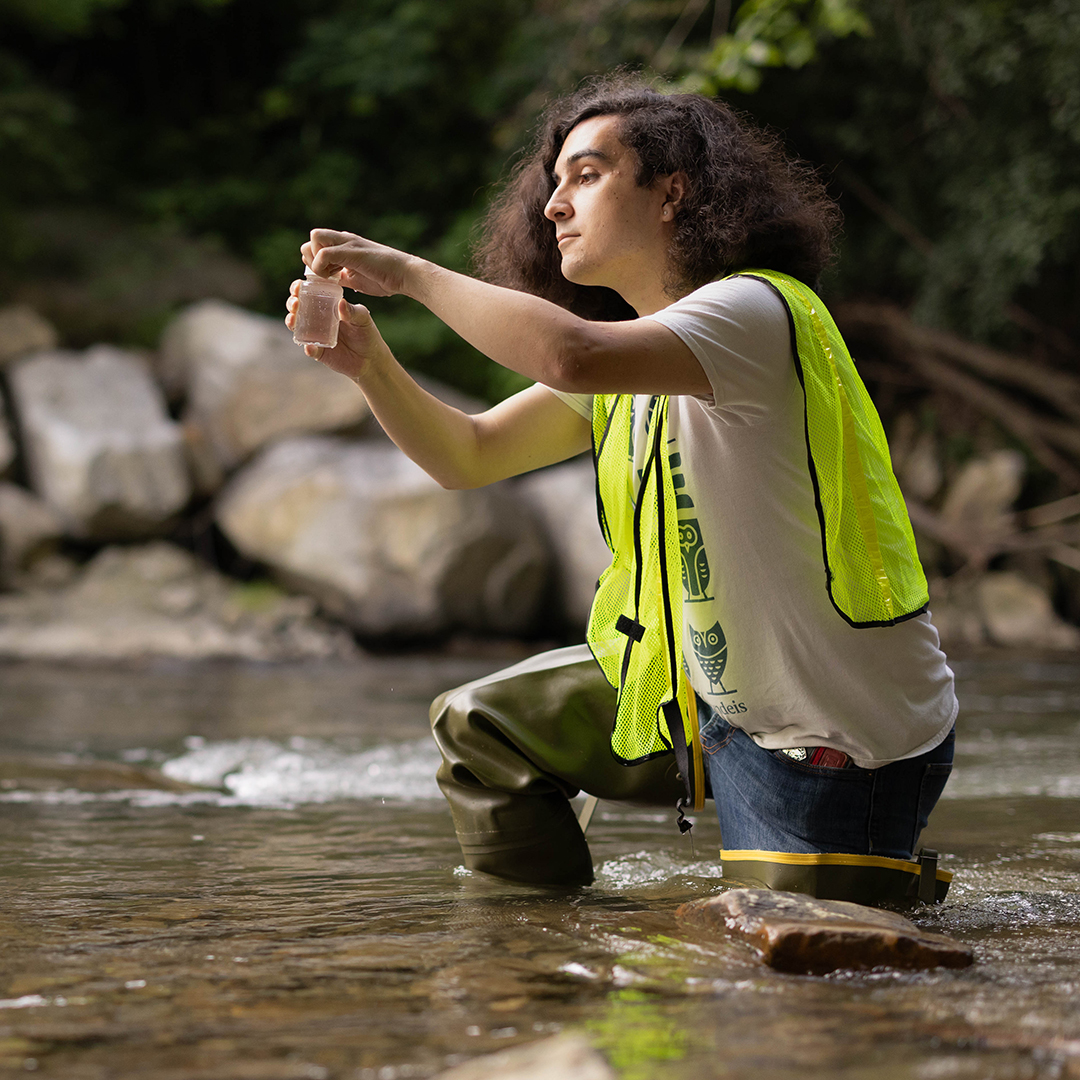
[292,268,343,349]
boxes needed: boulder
[215,436,549,639]
[677,888,974,974]
[159,300,369,473]
[7,346,191,538]
[432,1034,615,1080]
[0,542,357,662]
[0,482,66,579]
[940,449,1025,535]
[977,571,1080,649]
[0,305,58,366]
[517,458,609,628]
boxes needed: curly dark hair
[473,75,841,320]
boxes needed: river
[1,651,1078,1079]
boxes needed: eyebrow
[552,147,612,182]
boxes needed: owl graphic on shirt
[691,620,735,695]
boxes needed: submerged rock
[160,300,369,474]
[517,458,609,629]
[0,541,357,662]
[7,346,191,538]
[677,888,974,974]
[432,1033,615,1080]
[216,436,549,640]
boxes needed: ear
[661,171,688,219]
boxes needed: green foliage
[686,0,870,93]
[721,0,1080,342]
[0,0,1075,395]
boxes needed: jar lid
[304,267,342,284]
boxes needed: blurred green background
[2,0,1077,402]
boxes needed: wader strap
[651,402,695,834]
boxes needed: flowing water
[1,651,1079,1079]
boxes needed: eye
[579,170,600,183]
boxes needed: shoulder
[653,274,790,331]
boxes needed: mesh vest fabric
[739,270,929,627]
[587,395,704,811]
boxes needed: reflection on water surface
[1,653,1079,1079]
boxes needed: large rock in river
[216,436,550,639]
[7,346,191,538]
[0,541,356,662]
[159,300,369,474]
[678,888,974,974]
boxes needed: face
[544,114,678,303]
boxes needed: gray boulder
[216,436,549,639]
[159,300,369,473]
[0,305,58,366]
[977,571,1080,649]
[940,449,1025,535]
[0,542,356,662]
[517,458,609,628]
[7,346,191,538]
[0,482,66,580]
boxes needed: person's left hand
[302,229,416,298]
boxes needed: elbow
[543,326,609,393]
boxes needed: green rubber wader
[430,644,684,887]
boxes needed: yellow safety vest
[586,271,928,822]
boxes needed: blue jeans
[699,703,955,860]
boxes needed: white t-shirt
[550,275,957,768]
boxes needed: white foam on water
[0,738,444,808]
[594,849,723,889]
[161,736,445,805]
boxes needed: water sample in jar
[293,268,344,349]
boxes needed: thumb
[340,299,372,325]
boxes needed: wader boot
[430,644,683,887]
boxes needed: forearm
[352,348,489,489]
[353,349,589,490]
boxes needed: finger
[340,300,372,325]
[303,344,324,361]
[310,228,356,248]
[310,246,348,279]
[288,279,302,298]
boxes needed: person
[284,76,958,900]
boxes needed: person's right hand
[302,229,417,298]
[285,281,392,381]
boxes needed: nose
[544,182,569,222]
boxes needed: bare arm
[303,230,712,397]
[285,291,590,489]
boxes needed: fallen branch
[839,302,1080,424]
[905,350,1080,491]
